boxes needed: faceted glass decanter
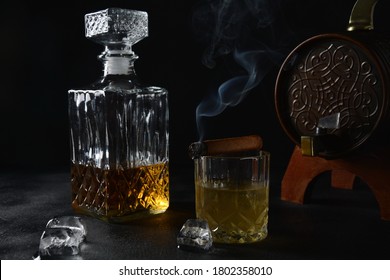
[68,8,169,222]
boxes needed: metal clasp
[347,0,378,31]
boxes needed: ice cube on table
[177,219,213,251]
[36,216,87,259]
[45,216,87,243]
[39,227,80,257]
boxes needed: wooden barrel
[275,0,390,158]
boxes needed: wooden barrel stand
[281,146,390,220]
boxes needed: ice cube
[35,216,87,259]
[39,227,80,257]
[177,219,213,251]
[45,216,87,243]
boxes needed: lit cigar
[189,135,263,159]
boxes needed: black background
[1,0,390,173]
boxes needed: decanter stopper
[84,8,148,46]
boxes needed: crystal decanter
[68,8,169,222]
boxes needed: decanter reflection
[68,8,169,222]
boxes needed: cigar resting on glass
[189,135,263,159]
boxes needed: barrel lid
[275,33,387,157]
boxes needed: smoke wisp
[192,0,291,140]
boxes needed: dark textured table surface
[1,165,390,260]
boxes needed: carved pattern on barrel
[286,41,382,144]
